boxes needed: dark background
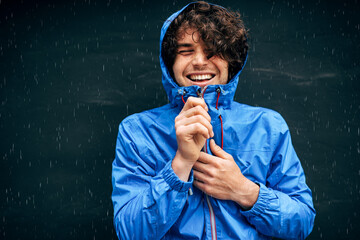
[0,0,359,239]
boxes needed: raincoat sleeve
[241,113,316,239]
[111,119,193,240]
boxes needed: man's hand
[193,139,259,210]
[172,97,214,182]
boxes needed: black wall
[1,0,359,239]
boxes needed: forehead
[176,27,201,44]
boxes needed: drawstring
[202,87,208,98]
[216,88,220,110]
[219,115,223,149]
[181,90,187,104]
[181,88,207,104]
[216,88,224,149]
[181,95,186,104]
[199,87,208,153]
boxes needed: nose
[192,49,208,67]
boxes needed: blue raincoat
[112,2,315,239]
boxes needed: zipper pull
[188,188,193,196]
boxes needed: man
[112,1,315,239]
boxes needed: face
[172,28,229,87]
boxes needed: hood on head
[159,2,248,104]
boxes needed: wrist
[234,179,260,210]
[171,151,195,182]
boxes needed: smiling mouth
[187,74,215,81]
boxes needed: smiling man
[112,1,315,239]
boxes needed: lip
[190,79,213,87]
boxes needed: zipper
[206,194,217,240]
[197,86,217,239]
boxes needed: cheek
[172,57,188,86]
[225,65,229,77]
[221,68,229,83]
[172,58,182,77]
[216,61,229,80]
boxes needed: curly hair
[162,1,248,81]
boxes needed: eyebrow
[176,43,193,48]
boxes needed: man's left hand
[193,139,260,210]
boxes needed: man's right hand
[172,97,214,181]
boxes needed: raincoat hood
[159,2,248,108]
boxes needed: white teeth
[189,74,213,81]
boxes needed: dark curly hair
[162,1,248,81]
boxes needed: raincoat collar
[159,2,248,109]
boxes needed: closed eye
[177,50,194,56]
[205,49,214,59]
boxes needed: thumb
[210,139,231,159]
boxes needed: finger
[176,122,211,139]
[193,160,209,173]
[193,169,209,183]
[193,160,215,178]
[193,179,208,194]
[197,153,218,177]
[176,115,213,137]
[177,105,211,122]
[209,139,232,159]
[181,97,208,112]
[197,151,217,164]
